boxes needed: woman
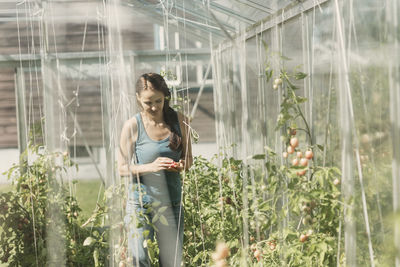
[118,73,192,267]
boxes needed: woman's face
[136,88,165,118]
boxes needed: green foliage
[181,66,345,266]
[0,145,108,266]
[182,151,343,266]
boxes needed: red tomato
[254,249,261,261]
[290,137,299,148]
[300,234,308,242]
[216,242,229,259]
[292,158,299,166]
[287,146,294,154]
[297,169,307,176]
[305,150,313,159]
[300,158,308,167]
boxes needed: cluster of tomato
[282,129,313,176]
[249,241,262,262]
[249,237,277,262]
[117,238,133,267]
[299,229,314,243]
[273,78,283,90]
[299,199,318,243]
[211,242,230,267]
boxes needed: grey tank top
[132,112,182,204]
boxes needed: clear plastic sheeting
[0,0,399,266]
[212,0,400,266]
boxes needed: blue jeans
[124,188,184,267]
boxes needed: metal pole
[14,68,28,157]
[190,61,212,120]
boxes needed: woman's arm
[118,117,139,177]
[178,112,193,171]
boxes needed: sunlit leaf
[159,215,168,226]
[83,236,95,246]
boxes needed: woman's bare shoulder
[122,115,138,135]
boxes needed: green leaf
[83,236,95,246]
[294,72,308,80]
[159,215,168,226]
[158,206,168,213]
[152,201,161,207]
[143,230,150,238]
[152,213,159,223]
[295,96,308,103]
[252,154,266,160]
[280,55,292,61]
[93,248,99,267]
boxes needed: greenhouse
[0,0,399,266]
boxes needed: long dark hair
[136,73,182,152]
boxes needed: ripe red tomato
[305,150,313,159]
[216,242,230,259]
[299,158,308,167]
[254,249,261,261]
[292,158,299,166]
[296,151,302,158]
[287,146,294,154]
[283,152,288,158]
[290,137,299,148]
[300,234,308,242]
[296,169,307,176]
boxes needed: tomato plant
[181,66,344,266]
[0,144,108,266]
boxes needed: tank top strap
[135,113,143,142]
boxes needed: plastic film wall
[212,0,400,266]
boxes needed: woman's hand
[149,157,175,172]
[167,159,185,172]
